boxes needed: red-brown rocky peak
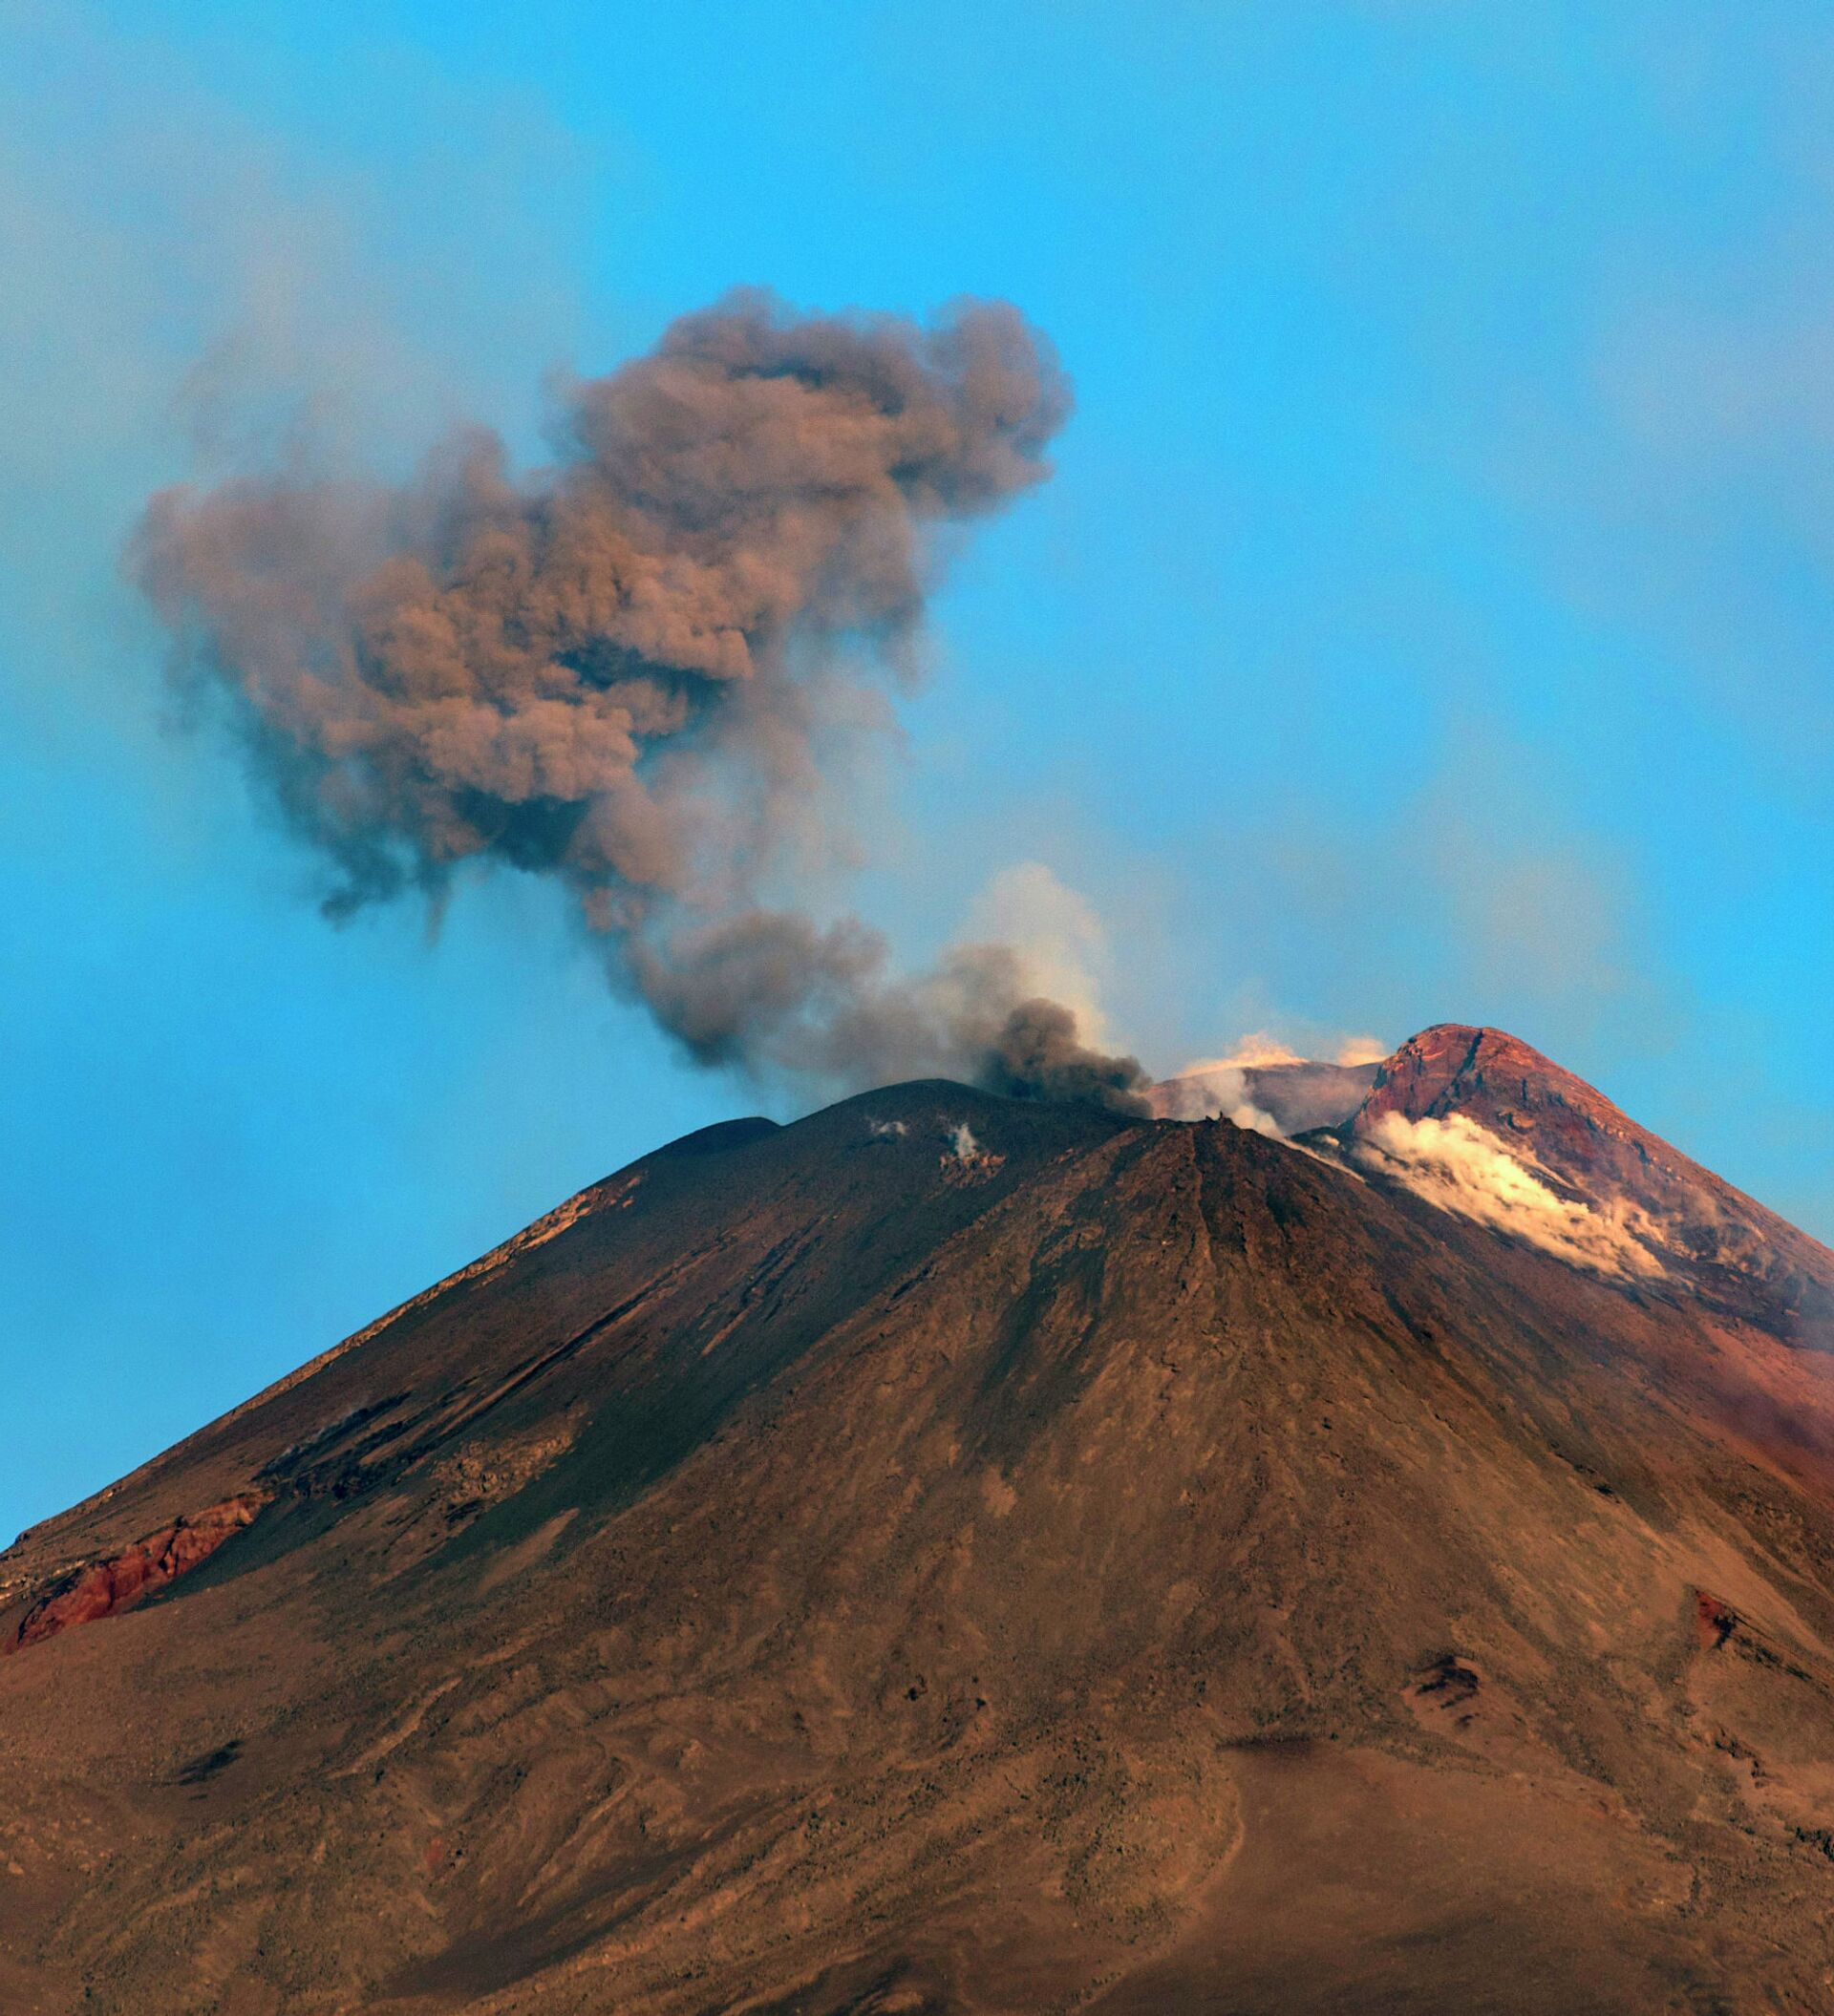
[1360,1022,1627,1136]
[1346,1023,1834,1337]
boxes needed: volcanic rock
[4,1047,1834,2011]
[7,1493,267,1652]
[1348,1023,1834,1335]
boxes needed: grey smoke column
[136,289,1148,1111]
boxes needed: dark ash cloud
[978,997,1150,1113]
[135,288,1146,1112]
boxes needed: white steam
[1148,1067,1284,1135]
[1145,1029,1391,1136]
[1354,1111,1663,1279]
[960,863,1116,1048]
[1182,1031,1305,1072]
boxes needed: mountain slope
[6,1056,1834,2012]
[1346,1023,1834,1336]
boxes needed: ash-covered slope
[7,1058,1834,2012]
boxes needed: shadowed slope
[5,1061,1834,2011]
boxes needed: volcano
[6,1028,1834,2013]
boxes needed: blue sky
[3,1,1831,1541]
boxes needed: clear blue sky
[4,1,1831,1541]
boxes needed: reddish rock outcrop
[1695,1590,1740,1652]
[8,1493,267,1653]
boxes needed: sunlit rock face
[6,1049,1834,2011]
[6,1494,267,1652]
[1348,1024,1834,1335]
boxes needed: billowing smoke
[133,288,1148,1113]
[1146,1032,1388,1135]
[1352,1111,1664,1278]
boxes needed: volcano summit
[5,1028,1834,2013]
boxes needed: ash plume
[978,996,1152,1111]
[134,289,1148,1113]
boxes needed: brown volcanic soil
[7,1068,1834,2011]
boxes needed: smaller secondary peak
[1361,1024,1622,1132]
[1345,1025,1834,1326]
[1147,1055,1383,1134]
